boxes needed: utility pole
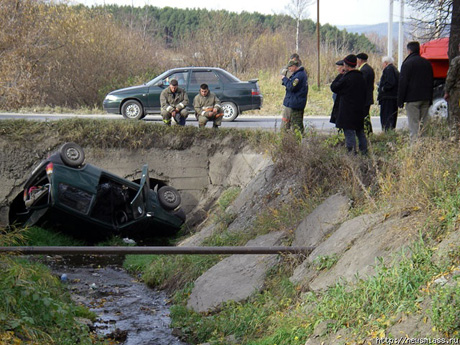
[398,0,405,70]
[388,0,394,57]
[316,0,320,89]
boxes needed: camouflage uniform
[160,87,189,125]
[445,56,460,133]
[193,91,223,128]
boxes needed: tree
[407,0,459,60]
[285,0,314,53]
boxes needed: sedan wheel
[222,102,239,122]
[122,100,144,120]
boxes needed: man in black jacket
[331,54,367,154]
[357,53,375,134]
[397,41,434,140]
[378,56,400,131]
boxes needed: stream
[44,255,189,345]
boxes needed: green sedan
[103,67,263,122]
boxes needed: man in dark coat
[378,56,400,131]
[331,54,368,154]
[357,53,375,134]
[397,41,434,140]
[280,60,309,133]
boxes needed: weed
[312,254,339,271]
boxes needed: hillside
[1,119,459,344]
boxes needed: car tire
[60,142,85,167]
[121,100,144,120]
[222,102,239,122]
[158,186,181,210]
[428,98,448,119]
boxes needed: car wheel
[158,186,181,210]
[428,98,448,119]
[222,102,239,122]
[60,142,85,167]
[122,100,144,120]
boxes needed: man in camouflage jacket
[444,44,460,135]
[193,83,224,128]
[160,79,189,126]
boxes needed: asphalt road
[0,112,409,133]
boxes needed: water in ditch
[45,255,188,345]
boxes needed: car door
[187,70,224,110]
[147,71,190,110]
[130,165,150,219]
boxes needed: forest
[0,0,375,110]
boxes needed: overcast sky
[73,0,408,26]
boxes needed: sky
[73,0,409,26]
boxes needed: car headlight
[105,94,120,102]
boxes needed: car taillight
[46,162,53,176]
[251,89,260,96]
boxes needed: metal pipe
[0,246,314,255]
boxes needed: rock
[177,223,217,247]
[292,193,350,247]
[290,213,382,284]
[187,231,286,313]
[308,213,421,291]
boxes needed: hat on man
[356,53,368,60]
[335,60,344,66]
[287,60,300,67]
[343,54,357,67]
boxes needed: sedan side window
[190,71,220,86]
[162,72,189,87]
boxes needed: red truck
[420,37,449,118]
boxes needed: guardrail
[0,246,314,255]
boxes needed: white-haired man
[377,56,400,131]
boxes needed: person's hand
[444,92,449,101]
[212,108,218,115]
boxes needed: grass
[0,228,106,345]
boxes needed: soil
[43,255,188,345]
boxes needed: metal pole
[398,0,405,70]
[0,246,315,255]
[388,0,394,57]
[316,0,320,89]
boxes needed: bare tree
[407,0,459,60]
[286,0,314,53]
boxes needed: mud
[44,255,188,345]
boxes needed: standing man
[357,53,375,134]
[193,83,224,128]
[444,43,460,136]
[160,79,189,126]
[280,60,308,133]
[397,41,434,141]
[331,54,368,155]
[377,56,400,131]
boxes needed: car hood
[109,85,150,95]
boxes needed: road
[0,112,408,133]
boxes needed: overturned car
[9,143,185,240]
